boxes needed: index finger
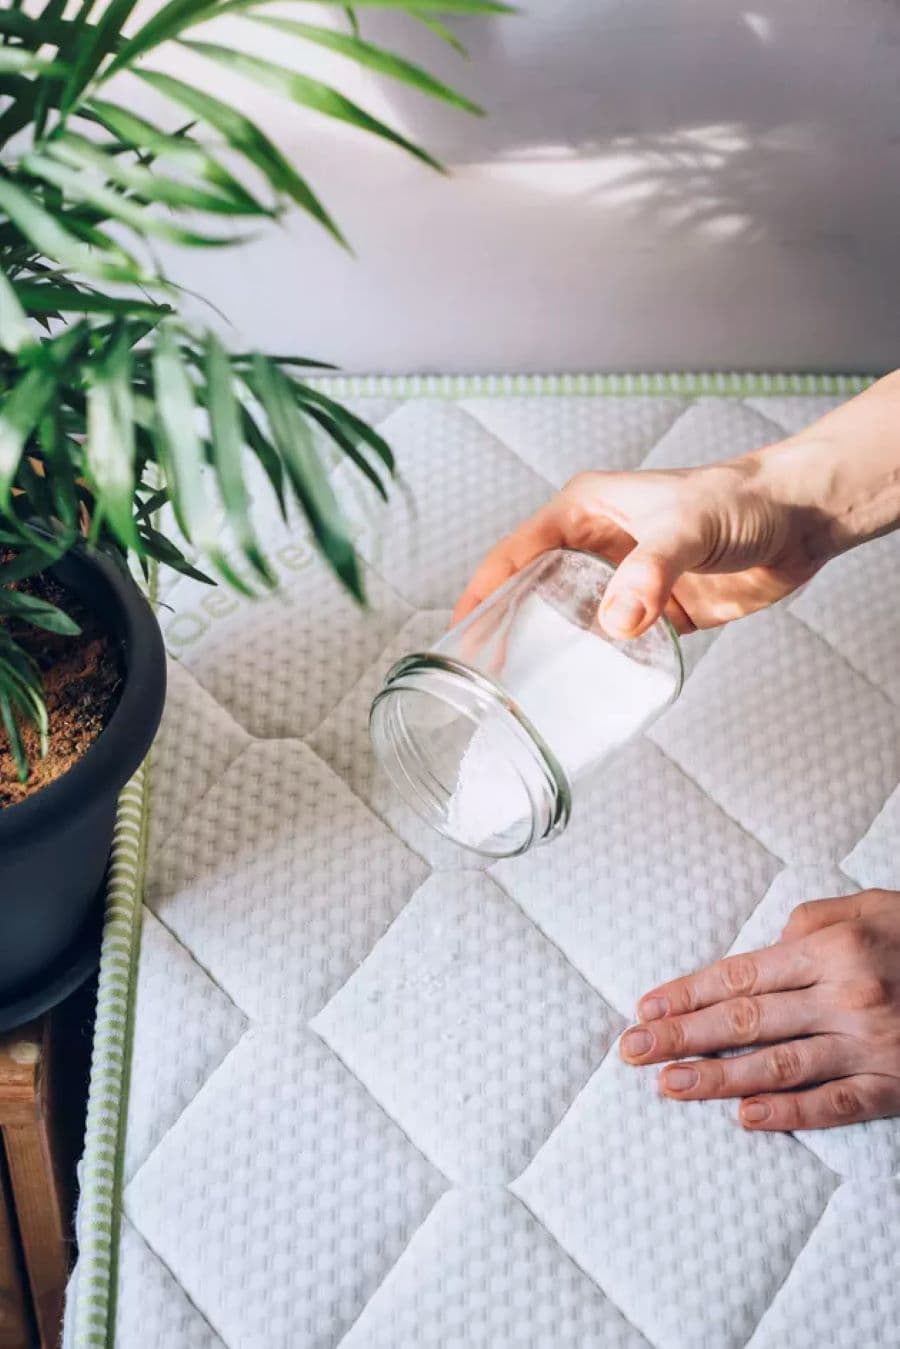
[636,940,818,1022]
[451,503,566,625]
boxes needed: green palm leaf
[204,331,274,588]
[240,17,482,113]
[249,1,514,13]
[87,99,270,214]
[151,323,219,552]
[249,354,363,599]
[85,324,140,551]
[49,132,272,218]
[292,383,395,472]
[0,0,512,778]
[0,365,58,509]
[0,631,49,778]
[0,9,73,45]
[0,587,80,635]
[105,0,229,74]
[0,50,65,77]
[109,0,512,73]
[14,281,171,321]
[23,149,253,247]
[61,0,139,112]
[414,15,467,54]
[36,409,80,533]
[181,41,444,172]
[134,69,347,244]
[0,269,36,354]
[0,176,145,283]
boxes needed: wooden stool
[0,999,91,1349]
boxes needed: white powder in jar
[446,717,534,849]
[446,594,677,850]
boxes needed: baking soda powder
[447,595,677,848]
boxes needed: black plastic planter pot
[0,546,166,1027]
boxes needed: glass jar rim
[370,652,572,857]
[369,552,684,857]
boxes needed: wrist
[747,377,900,565]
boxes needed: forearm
[749,372,900,566]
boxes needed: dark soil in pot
[1,564,123,806]
[0,545,166,1026]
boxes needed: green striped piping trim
[71,545,158,1349]
[70,764,150,1349]
[306,370,875,400]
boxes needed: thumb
[599,539,695,639]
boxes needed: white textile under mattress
[105,377,900,1347]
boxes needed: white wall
[145,1,900,374]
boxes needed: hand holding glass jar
[448,371,900,1136]
[454,370,900,640]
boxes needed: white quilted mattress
[103,376,900,1348]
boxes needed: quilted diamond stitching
[640,399,784,470]
[115,1218,226,1349]
[124,1028,446,1349]
[494,738,779,1018]
[339,1189,651,1349]
[457,394,687,485]
[747,1181,900,1348]
[790,532,900,708]
[512,1050,837,1349]
[742,395,844,435]
[161,555,411,741]
[124,909,248,1182]
[331,399,554,608]
[649,606,900,865]
[842,781,900,892]
[147,659,250,867]
[313,871,623,1183]
[145,740,429,1021]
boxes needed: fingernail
[639,995,668,1021]
[663,1066,698,1092]
[741,1101,772,1125]
[621,1028,654,1060]
[602,592,646,637]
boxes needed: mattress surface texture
[68,374,900,1349]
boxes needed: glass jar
[370,549,683,858]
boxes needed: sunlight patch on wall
[743,11,773,42]
[463,123,754,210]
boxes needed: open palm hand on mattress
[455,371,900,1133]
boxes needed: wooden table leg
[0,1149,33,1349]
[3,1124,68,1349]
[0,1019,71,1349]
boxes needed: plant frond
[0,0,512,777]
[134,69,348,246]
[85,321,140,551]
[246,352,364,600]
[181,40,445,173]
[237,16,482,114]
[0,628,49,780]
[0,176,147,282]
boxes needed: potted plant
[0,0,506,1027]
